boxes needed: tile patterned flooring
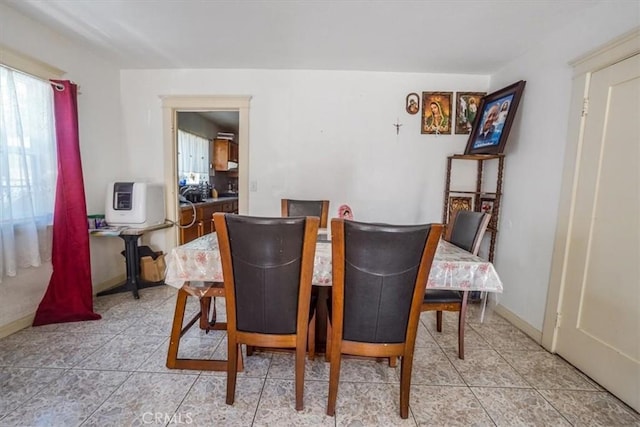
[0,286,638,426]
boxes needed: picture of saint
[455,92,485,134]
[406,93,419,115]
[421,92,452,135]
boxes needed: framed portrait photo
[455,92,486,134]
[421,92,452,135]
[406,92,420,115]
[464,80,526,155]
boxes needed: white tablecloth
[165,233,503,294]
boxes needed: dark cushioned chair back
[287,200,323,218]
[225,215,306,334]
[449,210,485,252]
[342,221,431,343]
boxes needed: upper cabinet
[213,139,239,172]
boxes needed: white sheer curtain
[0,65,57,283]
[177,129,209,183]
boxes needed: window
[177,129,209,184]
[0,64,57,281]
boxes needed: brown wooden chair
[213,212,319,411]
[326,218,442,419]
[421,209,491,359]
[281,198,330,359]
[281,199,329,228]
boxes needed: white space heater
[105,182,165,228]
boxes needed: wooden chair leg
[326,337,342,416]
[436,310,443,332]
[458,292,469,360]
[295,344,306,411]
[308,310,316,360]
[388,356,398,367]
[246,345,254,356]
[166,288,189,368]
[226,341,239,405]
[399,352,414,419]
[324,319,332,362]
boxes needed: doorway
[161,95,251,248]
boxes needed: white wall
[488,2,639,330]
[120,69,488,228]
[0,4,124,332]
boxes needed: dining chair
[213,212,319,411]
[326,218,443,419]
[421,209,491,359]
[281,198,330,359]
[281,199,329,228]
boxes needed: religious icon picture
[480,197,498,230]
[405,93,420,115]
[455,92,486,134]
[448,196,472,223]
[421,92,452,135]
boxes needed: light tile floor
[1,286,638,426]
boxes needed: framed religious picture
[479,197,498,230]
[421,92,452,135]
[405,92,420,115]
[464,80,526,155]
[455,92,486,134]
[448,196,472,223]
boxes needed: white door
[555,53,639,411]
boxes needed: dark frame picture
[406,92,420,115]
[464,80,526,155]
[455,92,486,134]
[421,92,452,135]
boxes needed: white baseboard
[494,304,543,344]
[0,274,126,339]
[0,314,36,339]
[94,274,126,294]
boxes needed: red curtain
[33,80,101,326]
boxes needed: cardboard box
[140,252,166,283]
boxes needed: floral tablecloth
[164,233,503,295]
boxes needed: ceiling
[3,0,601,74]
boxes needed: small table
[92,222,173,299]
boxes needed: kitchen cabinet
[213,139,239,172]
[179,198,239,244]
[442,154,504,262]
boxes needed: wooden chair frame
[327,219,443,419]
[422,210,490,359]
[166,282,244,371]
[214,213,319,411]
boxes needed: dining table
[164,231,504,296]
[163,231,503,370]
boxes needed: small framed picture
[421,92,452,135]
[455,92,486,134]
[448,196,472,223]
[406,93,420,115]
[479,197,497,230]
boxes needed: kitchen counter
[179,196,238,208]
[178,197,238,244]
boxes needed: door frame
[542,29,640,351]
[161,95,251,248]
